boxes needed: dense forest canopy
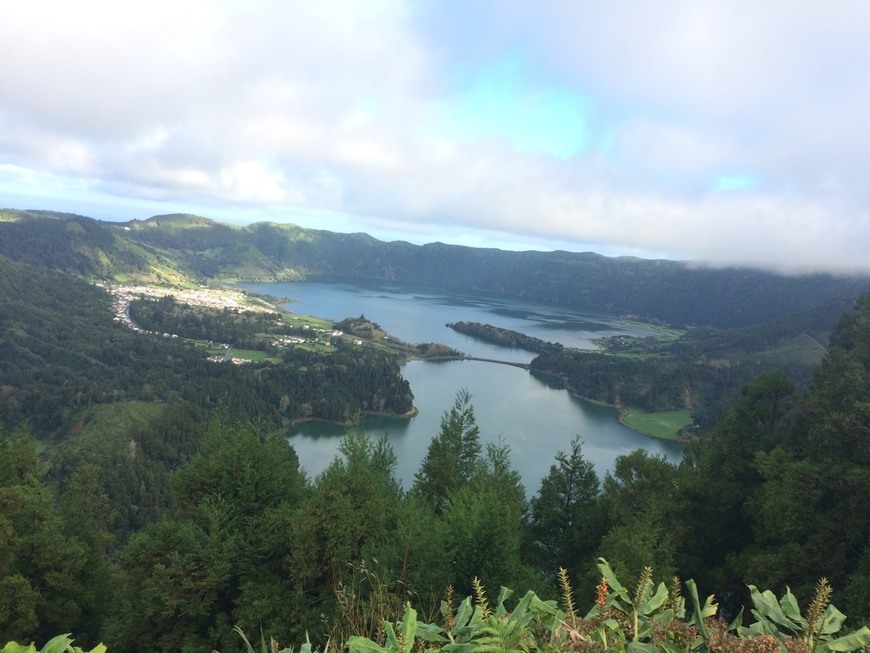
[2,293,869,648]
[0,256,414,435]
[0,209,868,651]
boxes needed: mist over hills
[2,208,868,329]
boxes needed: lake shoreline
[244,279,685,489]
[288,406,420,430]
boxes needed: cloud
[2,1,870,272]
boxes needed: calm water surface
[239,279,685,492]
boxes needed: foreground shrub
[345,559,870,653]
[1,634,105,653]
[6,560,869,653]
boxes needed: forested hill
[0,254,414,436]
[2,208,869,328]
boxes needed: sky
[2,1,870,273]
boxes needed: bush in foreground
[6,559,869,653]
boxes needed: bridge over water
[423,355,532,370]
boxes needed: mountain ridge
[1,207,868,329]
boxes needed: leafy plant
[738,580,870,653]
[590,558,672,650]
[9,561,870,653]
[346,603,444,653]
[233,625,324,653]
[346,581,561,653]
[332,559,410,645]
[0,635,105,653]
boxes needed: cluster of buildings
[105,285,263,361]
[102,284,363,363]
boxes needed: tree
[529,436,603,593]
[0,424,113,648]
[289,427,405,640]
[745,294,870,621]
[108,414,308,653]
[412,389,481,513]
[676,371,796,600]
[440,441,535,597]
[0,423,45,641]
[597,450,682,584]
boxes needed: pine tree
[412,389,481,513]
[529,436,603,588]
[747,293,870,620]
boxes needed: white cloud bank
[2,1,870,273]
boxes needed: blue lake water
[239,279,685,493]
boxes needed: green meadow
[622,408,693,439]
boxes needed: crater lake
[239,279,686,493]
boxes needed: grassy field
[281,313,333,329]
[231,349,270,361]
[194,341,228,356]
[619,319,685,339]
[738,333,827,367]
[622,408,693,439]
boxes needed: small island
[446,321,563,353]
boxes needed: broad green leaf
[527,593,561,617]
[41,635,76,653]
[749,586,800,633]
[415,622,446,644]
[738,621,770,638]
[384,622,399,651]
[596,558,629,600]
[778,588,803,625]
[347,636,390,653]
[399,603,418,653]
[452,597,474,632]
[1,644,37,653]
[727,607,745,632]
[651,608,675,626]
[819,604,847,635]
[627,641,659,653]
[686,579,714,640]
[636,621,653,640]
[509,590,533,626]
[638,582,669,615]
[820,626,870,652]
[494,586,513,618]
[511,590,555,630]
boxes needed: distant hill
[1,208,868,329]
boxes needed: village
[102,283,352,363]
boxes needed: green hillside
[1,208,868,650]
[0,255,414,436]
[2,208,868,329]
[2,294,869,649]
